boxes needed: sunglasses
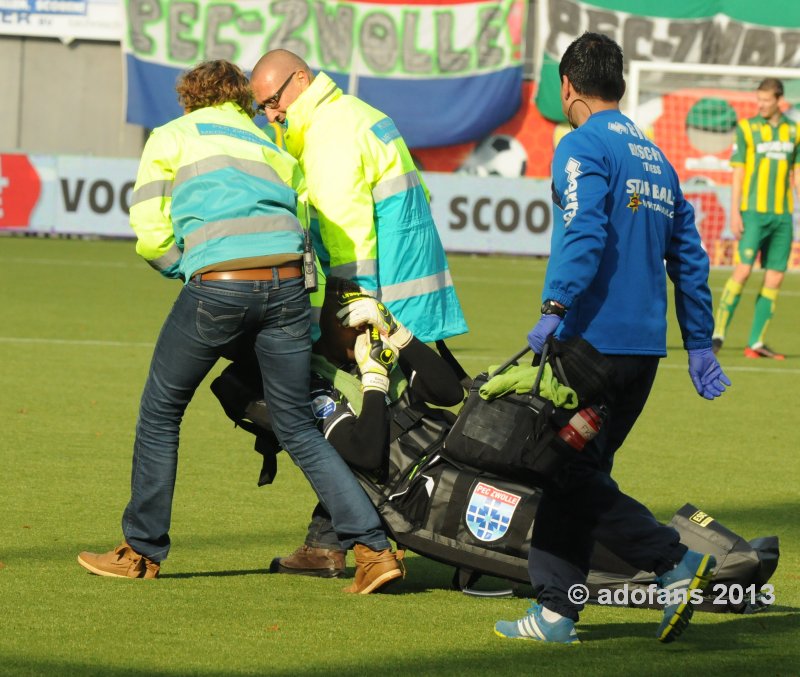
[255,71,298,114]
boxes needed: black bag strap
[392,403,425,434]
[503,491,539,552]
[489,345,533,378]
[531,341,550,395]
[489,342,551,397]
[435,339,472,389]
[544,336,571,389]
[441,470,480,539]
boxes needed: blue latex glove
[527,314,562,354]
[688,348,731,399]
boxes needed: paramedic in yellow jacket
[250,50,468,344]
[77,60,404,591]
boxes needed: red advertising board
[0,154,41,229]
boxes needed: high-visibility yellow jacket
[130,102,306,281]
[283,72,468,343]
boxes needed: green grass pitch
[1,236,798,676]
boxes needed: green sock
[748,287,779,348]
[714,278,743,339]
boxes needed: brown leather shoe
[270,544,346,578]
[343,544,405,594]
[77,542,160,579]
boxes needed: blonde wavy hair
[176,60,254,117]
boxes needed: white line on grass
[658,362,800,374]
[453,282,800,295]
[3,338,798,374]
[452,277,800,294]
[0,337,153,348]
[452,352,800,374]
[709,288,800,297]
[455,275,540,285]
[0,257,138,269]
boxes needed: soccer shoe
[269,544,346,578]
[744,345,785,360]
[494,602,580,645]
[655,550,716,643]
[343,544,404,594]
[77,542,160,579]
[711,337,723,355]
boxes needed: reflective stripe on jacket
[130,102,306,281]
[283,72,468,343]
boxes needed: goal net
[623,61,800,268]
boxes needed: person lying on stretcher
[212,276,464,578]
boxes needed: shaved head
[252,49,310,82]
[250,49,314,123]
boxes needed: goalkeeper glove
[337,294,412,349]
[354,326,398,393]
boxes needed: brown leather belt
[195,261,302,282]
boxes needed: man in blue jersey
[494,34,730,644]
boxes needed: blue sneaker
[495,602,580,644]
[656,550,716,643]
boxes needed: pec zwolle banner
[124,0,526,148]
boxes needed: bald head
[252,49,309,80]
[250,49,314,122]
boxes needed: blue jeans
[305,503,340,549]
[122,274,389,562]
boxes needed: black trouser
[529,355,687,620]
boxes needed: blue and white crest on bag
[311,395,336,419]
[465,482,521,542]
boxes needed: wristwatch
[540,299,567,318]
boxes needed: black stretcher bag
[587,504,779,613]
[357,446,540,592]
[362,433,778,608]
[211,355,779,608]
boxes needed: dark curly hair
[560,32,625,102]
[176,60,255,117]
[319,276,369,336]
[324,275,363,301]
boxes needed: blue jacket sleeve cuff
[684,339,712,351]
[542,291,573,308]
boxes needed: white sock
[541,606,565,623]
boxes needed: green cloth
[479,363,579,409]
[685,97,737,132]
[535,53,567,124]
[310,353,408,416]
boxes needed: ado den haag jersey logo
[465,481,522,542]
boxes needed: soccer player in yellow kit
[713,78,799,359]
